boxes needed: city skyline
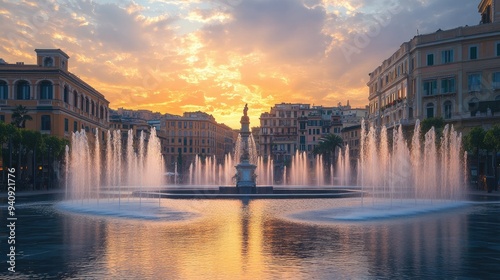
[0,0,479,128]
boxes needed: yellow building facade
[367,0,500,133]
[0,49,110,139]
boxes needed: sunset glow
[0,0,478,128]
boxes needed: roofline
[34,49,70,59]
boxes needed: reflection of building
[367,0,500,132]
[0,49,110,139]
[160,111,237,172]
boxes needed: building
[258,103,345,166]
[341,124,362,168]
[160,111,237,173]
[0,49,110,139]
[367,0,500,133]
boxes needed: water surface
[1,194,500,279]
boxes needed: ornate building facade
[0,49,110,139]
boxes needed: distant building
[258,103,350,167]
[341,124,362,167]
[367,0,500,133]
[160,111,237,174]
[0,49,110,139]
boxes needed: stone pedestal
[236,161,256,189]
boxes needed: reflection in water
[6,197,500,279]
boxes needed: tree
[420,117,445,141]
[484,125,500,190]
[11,105,33,129]
[21,130,42,189]
[464,126,486,188]
[313,134,343,166]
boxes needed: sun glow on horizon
[0,0,479,128]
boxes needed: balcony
[468,85,481,94]
[37,100,52,106]
[469,100,500,117]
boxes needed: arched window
[91,100,95,115]
[16,80,30,100]
[0,80,7,99]
[63,86,69,103]
[39,80,53,99]
[443,101,452,119]
[80,95,84,110]
[100,106,104,119]
[85,98,89,113]
[73,91,78,107]
[426,103,434,118]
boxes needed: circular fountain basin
[132,186,362,199]
[288,198,471,223]
[56,197,199,221]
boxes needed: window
[443,101,452,119]
[85,98,89,113]
[427,54,434,66]
[74,121,77,132]
[469,46,478,60]
[0,115,4,122]
[73,91,78,107]
[0,80,7,99]
[468,73,481,92]
[63,86,69,103]
[16,80,30,100]
[423,80,437,96]
[496,43,500,56]
[41,115,51,130]
[496,95,500,100]
[39,81,53,99]
[441,50,454,63]
[426,103,434,118]
[493,72,500,89]
[441,77,456,94]
[468,98,479,116]
[43,57,53,67]
[64,118,69,132]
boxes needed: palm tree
[11,105,32,129]
[313,133,343,166]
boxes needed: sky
[0,0,479,128]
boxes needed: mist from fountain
[66,128,164,202]
[359,119,465,203]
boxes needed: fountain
[219,104,273,194]
[290,119,468,222]
[57,127,194,220]
[60,103,467,220]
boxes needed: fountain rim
[132,187,362,200]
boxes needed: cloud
[0,0,482,128]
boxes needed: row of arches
[0,79,108,120]
[62,85,107,120]
[0,79,52,100]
